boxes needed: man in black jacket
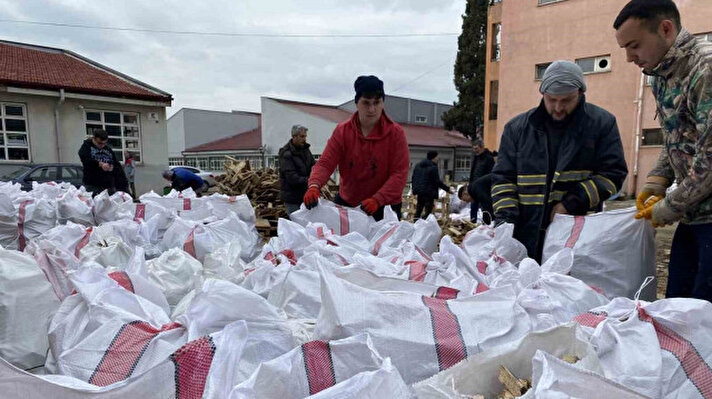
[78,129,128,196]
[279,125,316,215]
[411,151,451,221]
[468,139,496,221]
[491,60,628,261]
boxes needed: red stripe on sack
[75,227,93,257]
[244,268,256,276]
[170,336,217,399]
[134,204,146,221]
[89,321,183,387]
[572,311,608,328]
[475,282,489,294]
[183,227,197,258]
[434,286,460,300]
[476,261,488,275]
[337,206,350,236]
[301,340,336,395]
[415,245,433,261]
[183,198,192,211]
[422,296,467,370]
[406,260,427,282]
[264,252,277,265]
[108,271,135,293]
[279,249,298,265]
[565,216,585,249]
[78,195,91,205]
[390,256,399,264]
[17,199,33,251]
[372,225,398,255]
[336,254,349,266]
[316,227,325,239]
[638,307,712,398]
[588,285,605,295]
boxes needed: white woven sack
[414,323,602,398]
[230,334,383,399]
[314,267,532,384]
[0,247,60,369]
[543,208,656,300]
[291,199,373,238]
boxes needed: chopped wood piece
[498,366,528,396]
[561,354,580,364]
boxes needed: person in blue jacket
[163,168,205,195]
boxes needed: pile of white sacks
[0,182,709,399]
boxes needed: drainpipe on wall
[630,72,645,196]
[54,88,65,162]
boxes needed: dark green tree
[442,0,490,140]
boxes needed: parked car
[0,163,84,191]
[168,165,217,187]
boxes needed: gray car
[0,163,84,191]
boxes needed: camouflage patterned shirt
[648,29,712,224]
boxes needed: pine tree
[442,0,489,140]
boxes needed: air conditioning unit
[594,56,611,73]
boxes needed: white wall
[0,92,169,195]
[167,109,185,157]
[261,97,340,156]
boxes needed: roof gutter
[5,86,171,107]
[54,88,65,162]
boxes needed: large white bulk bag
[230,334,383,399]
[291,199,373,238]
[543,207,656,300]
[313,267,532,384]
[0,247,60,369]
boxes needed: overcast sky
[0,0,466,117]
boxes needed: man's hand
[99,162,113,172]
[449,187,455,194]
[360,198,380,215]
[636,176,669,210]
[303,186,321,209]
[635,197,680,227]
[550,202,569,222]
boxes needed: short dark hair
[613,0,681,32]
[473,139,484,148]
[458,185,466,200]
[93,129,109,141]
[427,151,438,160]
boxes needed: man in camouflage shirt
[616,0,712,301]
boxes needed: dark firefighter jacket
[491,97,628,257]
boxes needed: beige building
[484,0,712,196]
[0,40,173,195]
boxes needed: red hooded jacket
[308,111,409,206]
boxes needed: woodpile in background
[215,157,336,239]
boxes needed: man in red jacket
[303,75,409,221]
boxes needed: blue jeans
[666,222,712,302]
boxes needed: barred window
[85,110,141,163]
[0,102,30,161]
[455,155,471,172]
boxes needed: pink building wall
[492,0,712,196]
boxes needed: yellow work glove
[636,176,670,211]
[635,197,682,227]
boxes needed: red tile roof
[0,40,172,103]
[184,125,262,153]
[272,98,471,148]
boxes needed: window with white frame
[575,55,611,74]
[85,110,141,163]
[415,115,428,123]
[491,23,502,61]
[535,62,552,80]
[209,157,225,171]
[0,102,30,161]
[455,155,471,172]
[168,157,184,166]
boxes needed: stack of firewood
[438,217,478,245]
[215,157,337,237]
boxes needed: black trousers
[414,195,435,221]
[469,174,494,221]
[334,194,402,221]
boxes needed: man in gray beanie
[490,60,628,261]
